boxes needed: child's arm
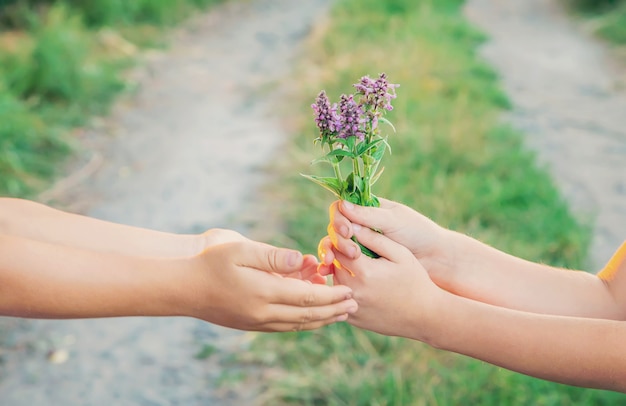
[331,225,626,392]
[0,198,206,257]
[430,288,626,392]
[322,199,626,320]
[0,233,357,331]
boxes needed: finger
[268,278,353,306]
[327,222,361,260]
[299,255,326,283]
[332,266,350,286]
[317,237,335,266]
[302,254,319,269]
[339,200,393,234]
[297,254,319,279]
[317,262,336,276]
[329,200,353,239]
[259,312,351,332]
[350,224,409,263]
[307,273,328,285]
[237,241,304,274]
[331,245,365,280]
[263,298,358,331]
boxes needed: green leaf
[370,166,385,185]
[379,117,396,133]
[300,174,343,198]
[372,146,386,161]
[356,138,383,156]
[345,172,355,192]
[346,136,356,150]
[345,173,364,193]
[327,149,355,159]
[342,190,361,205]
[310,155,336,166]
[355,174,365,192]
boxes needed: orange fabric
[599,241,626,280]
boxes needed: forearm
[422,291,626,392]
[432,230,621,319]
[0,234,190,319]
[0,198,198,257]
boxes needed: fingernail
[348,245,357,258]
[339,225,349,238]
[287,251,300,267]
[342,200,354,210]
[346,305,358,314]
[352,224,362,234]
[336,314,349,322]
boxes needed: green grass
[0,0,224,197]
[222,0,625,404]
[565,0,626,45]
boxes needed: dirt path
[0,0,330,404]
[464,0,626,270]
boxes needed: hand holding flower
[328,219,442,340]
[318,199,448,283]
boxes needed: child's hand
[318,199,452,288]
[331,198,444,258]
[199,229,326,285]
[183,238,357,332]
[330,222,442,339]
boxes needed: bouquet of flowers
[302,73,398,258]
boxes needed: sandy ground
[0,0,624,404]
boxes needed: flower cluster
[354,72,397,130]
[311,90,340,141]
[303,73,398,258]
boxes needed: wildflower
[338,94,364,140]
[354,73,399,130]
[303,73,398,258]
[311,91,341,141]
[355,72,398,111]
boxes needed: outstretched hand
[199,228,326,284]
[183,237,358,332]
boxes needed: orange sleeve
[599,241,626,281]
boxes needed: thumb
[339,200,388,232]
[240,241,304,274]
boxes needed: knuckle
[301,308,317,324]
[268,249,280,271]
[301,291,317,307]
[293,320,307,332]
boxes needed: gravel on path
[465,0,626,270]
[0,1,330,405]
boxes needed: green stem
[328,142,343,182]
[332,160,342,182]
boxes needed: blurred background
[0,0,625,404]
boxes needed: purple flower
[354,72,399,113]
[312,91,341,140]
[338,94,364,140]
